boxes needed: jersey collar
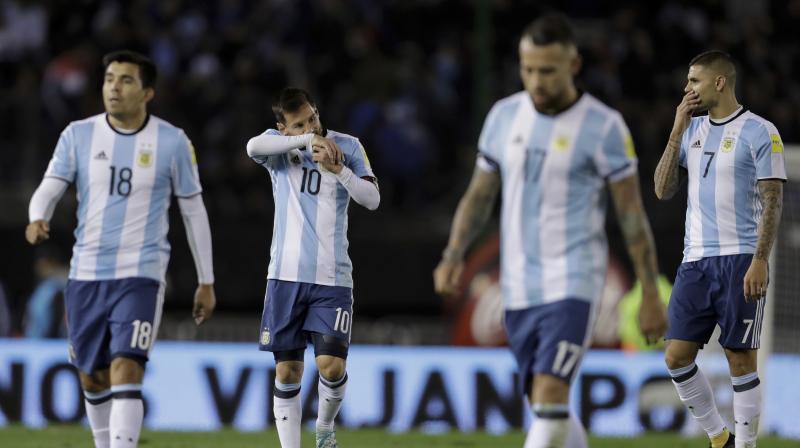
[105,113,151,135]
[708,106,747,126]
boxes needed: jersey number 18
[109,166,133,197]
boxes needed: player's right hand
[193,284,216,325]
[433,256,464,298]
[671,90,701,137]
[25,220,50,245]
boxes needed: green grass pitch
[1,426,798,447]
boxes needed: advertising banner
[0,341,797,438]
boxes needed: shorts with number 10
[258,279,353,354]
[65,278,162,374]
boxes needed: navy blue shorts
[258,279,353,356]
[666,254,764,349]
[505,298,592,395]
[65,278,162,374]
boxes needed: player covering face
[655,50,785,448]
[245,87,379,448]
[434,13,666,448]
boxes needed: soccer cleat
[709,432,735,448]
[316,429,338,448]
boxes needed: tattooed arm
[609,174,667,343]
[743,179,784,302]
[754,180,784,261]
[433,166,501,296]
[653,138,687,200]
[655,90,700,200]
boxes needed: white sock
[524,404,570,448]
[85,390,112,448]
[317,373,347,432]
[565,413,588,448]
[669,363,726,438]
[109,384,144,448]
[274,381,302,448]
[732,372,761,448]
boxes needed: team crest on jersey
[721,137,735,153]
[137,149,154,168]
[771,134,784,153]
[261,329,270,345]
[553,135,570,152]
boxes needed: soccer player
[655,50,785,448]
[246,87,379,448]
[25,50,216,448]
[434,14,667,448]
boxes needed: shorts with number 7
[666,254,764,349]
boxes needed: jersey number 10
[301,167,321,195]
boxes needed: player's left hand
[193,284,216,325]
[638,291,667,345]
[433,253,464,299]
[743,258,769,303]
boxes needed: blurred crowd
[1,0,799,336]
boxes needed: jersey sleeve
[678,128,689,168]
[753,122,787,181]
[345,138,376,179]
[594,112,638,182]
[249,128,286,168]
[44,126,77,183]
[172,131,203,198]
[476,104,502,172]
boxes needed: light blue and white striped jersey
[678,108,787,261]
[45,113,202,282]
[250,129,375,288]
[477,92,638,310]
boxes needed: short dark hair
[521,12,576,46]
[689,50,737,82]
[102,50,157,89]
[272,87,317,124]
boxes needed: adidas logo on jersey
[94,150,108,160]
[690,140,701,149]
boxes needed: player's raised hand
[433,252,464,298]
[672,90,701,137]
[193,284,216,325]
[312,137,344,174]
[743,258,769,303]
[638,290,668,345]
[25,220,50,245]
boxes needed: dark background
[1,0,798,339]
